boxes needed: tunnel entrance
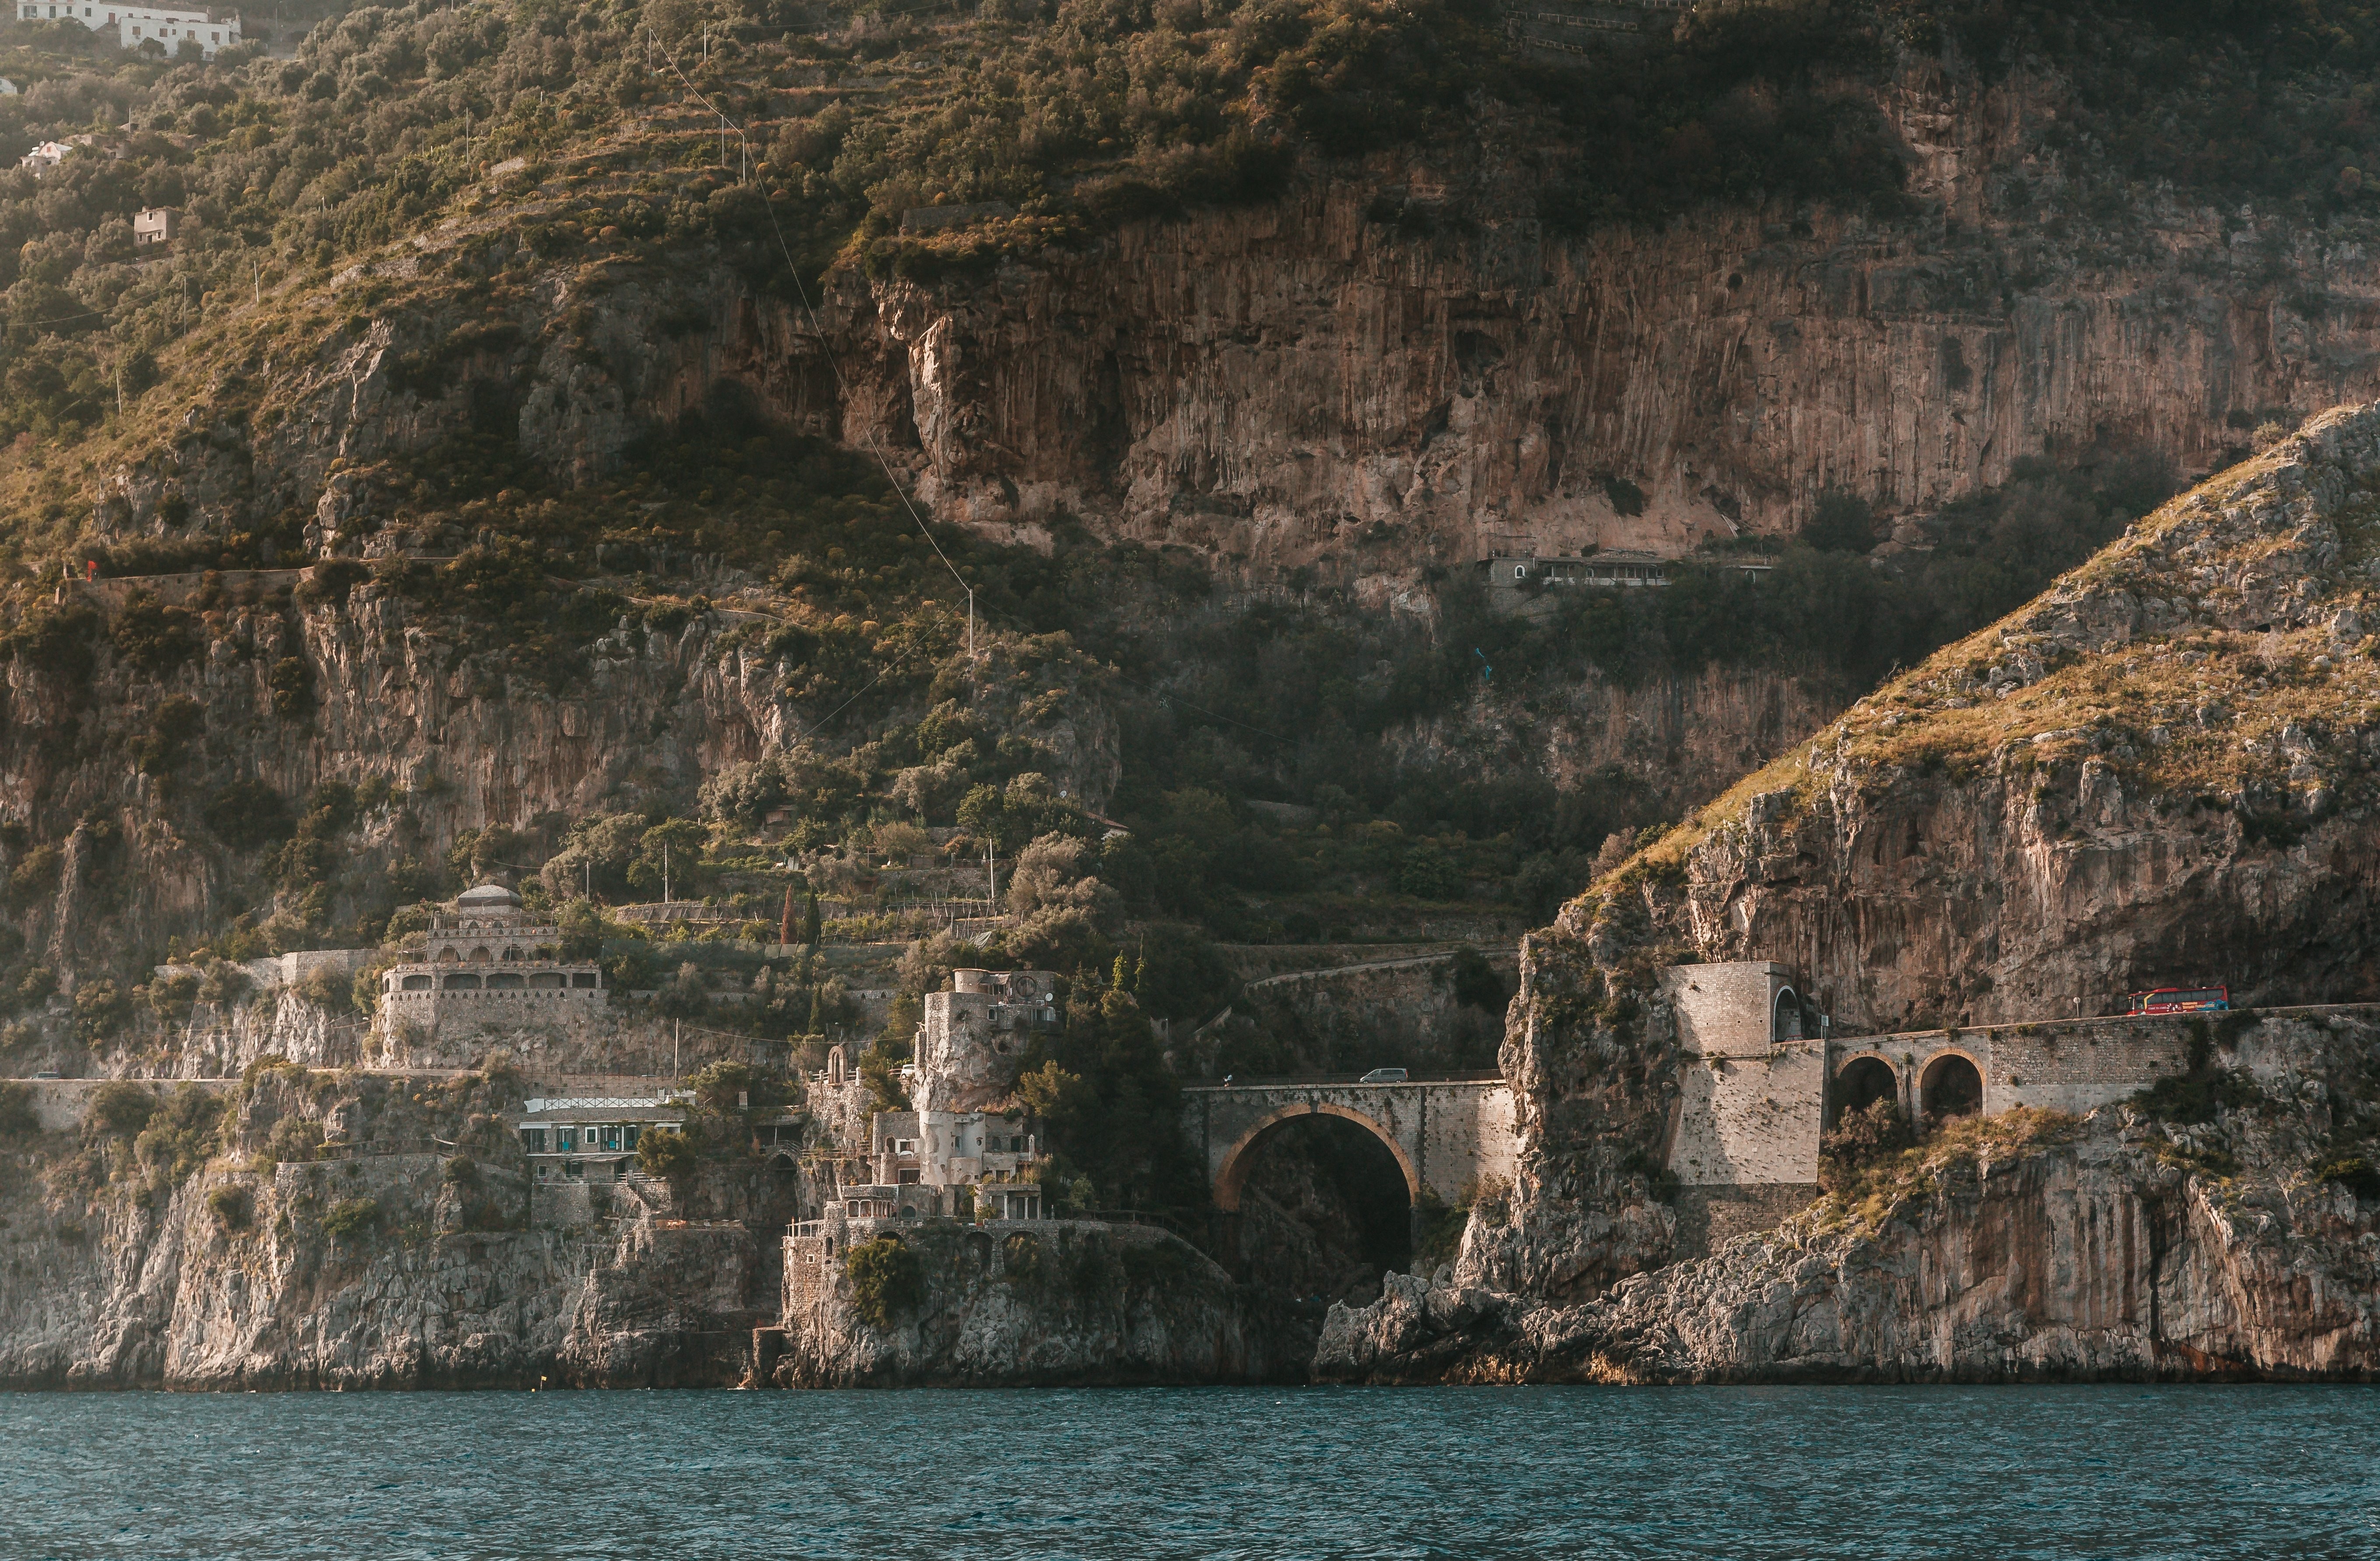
[1920,1054,1984,1121]
[1831,1057,1898,1125]
[1229,1113,1413,1310]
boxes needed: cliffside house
[514,1094,688,1183]
[811,968,1059,1219]
[18,2,243,56]
[375,882,605,1027]
[133,206,177,247]
[18,140,71,176]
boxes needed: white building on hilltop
[17,2,243,57]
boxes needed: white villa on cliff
[375,882,605,1023]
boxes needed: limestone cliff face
[775,1217,1291,1387]
[0,1068,789,1388]
[122,68,2373,590]
[1320,1009,2380,1383]
[1650,401,2380,1033]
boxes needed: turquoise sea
[1,1385,2373,1559]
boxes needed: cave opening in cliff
[1231,1114,1413,1309]
[1831,1057,1898,1125]
[1920,1055,1984,1121]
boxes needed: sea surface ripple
[1,1384,2374,1559]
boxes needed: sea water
[1,1384,2374,1559]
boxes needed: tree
[801,887,821,945]
[1800,489,1876,553]
[636,1126,698,1179]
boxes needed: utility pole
[663,842,671,904]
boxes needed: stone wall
[1666,1041,1827,1187]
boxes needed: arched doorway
[1921,1054,1984,1121]
[1772,986,1805,1043]
[1831,1056,1898,1125]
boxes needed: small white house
[19,140,70,176]
[132,206,177,247]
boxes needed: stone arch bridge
[1180,1075,1519,1212]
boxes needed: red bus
[2126,986,2230,1015]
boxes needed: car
[1358,1067,1409,1084]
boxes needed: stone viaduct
[1179,1075,1519,1212]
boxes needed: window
[520,1128,548,1153]
[557,1128,577,1152]
[564,1159,584,1180]
[1513,564,1525,578]
[623,1124,641,1150]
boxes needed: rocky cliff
[1322,1008,2380,1383]
[182,73,2380,586]
[1318,403,2380,1381]
[0,1065,789,1388]
[773,1216,1292,1387]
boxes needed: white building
[376,882,606,1025]
[18,140,70,176]
[17,2,243,57]
[514,1093,687,1184]
[133,206,177,247]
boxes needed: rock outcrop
[774,1216,1290,1386]
[1320,405,2380,1382]
[1321,1009,2380,1383]
[0,1067,790,1388]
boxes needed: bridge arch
[1211,1101,1421,1213]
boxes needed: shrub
[2317,1156,2380,1202]
[5,846,62,910]
[87,1080,156,1135]
[134,1085,226,1183]
[1398,843,1463,899]
[109,590,200,673]
[73,980,130,1041]
[322,1197,380,1241]
[844,1235,922,1329]
[1819,1099,1917,1193]
[0,1081,38,1138]
[207,1184,253,1232]
[203,782,293,850]
[262,1113,324,1165]
[635,1127,697,1179]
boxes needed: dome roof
[456,883,522,909]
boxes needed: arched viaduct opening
[1215,1105,1416,1310]
[1921,1053,1984,1121]
[1831,1056,1898,1126]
